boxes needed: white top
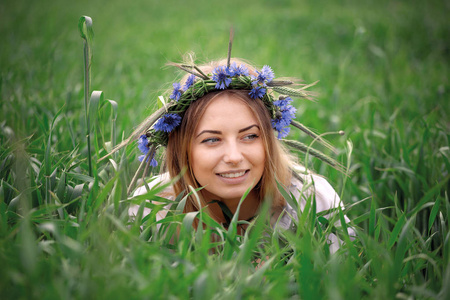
[130,170,353,253]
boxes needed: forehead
[195,94,259,131]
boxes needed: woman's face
[190,94,266,204]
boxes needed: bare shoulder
[289,166,343,212]
[133,172,174,197]
[129,172,174,221]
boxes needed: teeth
[219,171,246,178]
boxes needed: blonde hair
[163,58,294,217]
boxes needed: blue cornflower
[273,96,293,108]
[260,65,275,82]
[275,127,291,139]
[249,86,267,99]
[212,66,232,89]
[138,135,149,154]
[227,62,238,76]
[154,113,182,133]
[183,75,196,91]
[228,62,249,77]
[137,135,158,167]
[271,105,296,139]
[169,82,183,101]
[138,154,158,167]
[282,105,296,121]
[252,65,275,86]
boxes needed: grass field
[1,0,449,299]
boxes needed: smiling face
[190,94,266,205]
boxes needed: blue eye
[244,134,259,140]
[201,137,220,144]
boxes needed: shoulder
[288,166,343,212]
[133,172,173,197]
[129,172,173,222]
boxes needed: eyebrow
[196,124,260,138]
[238,124,260,133]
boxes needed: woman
[123,56,351,252]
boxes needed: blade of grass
[108,99,118,151]
[388,213,406,250]
[89,91,103,160]
[79,16,94,176]
[369,197,376,237]
[428,198,441,232]
[44,106,64,204]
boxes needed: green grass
[1,0,449,299]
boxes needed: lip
[216,169,249,184]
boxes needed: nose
[223,141,244,165]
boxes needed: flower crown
[135,61,336,167]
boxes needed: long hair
[165,87,293,216]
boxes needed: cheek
[250,143,266,171]
[190,146,217,183]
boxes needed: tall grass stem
[79,16,94,176]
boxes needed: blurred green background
[3,0,447,131]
